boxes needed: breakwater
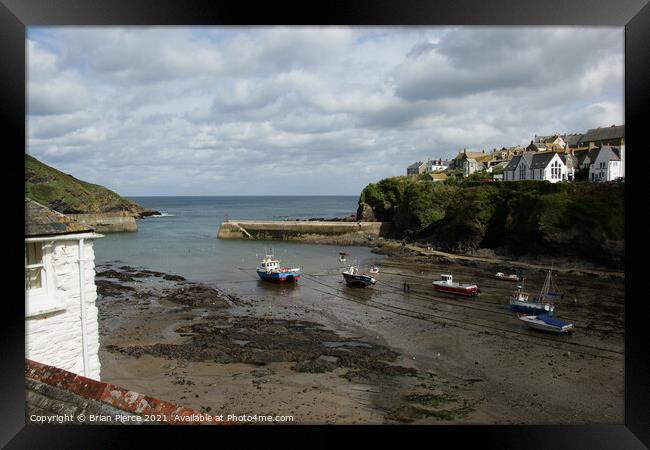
[69,212,138,233]
[217,220,391,241]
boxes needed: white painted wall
[25,238,101,380]
[541,153,567,183]
[590,151,621,182]
[620,145,625,178]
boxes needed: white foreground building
[25,199,103,380]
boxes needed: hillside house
[503,152,568,182]
[532,134,567,151]
[526,141,549,153]
[451,149,485,169]
[25,199,103,380]
[561,133,584,149]
[426,158,451,173]
[589,146,622,182]
[407,161,426,176]
[579,125,625,148]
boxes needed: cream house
[25,199,103,380]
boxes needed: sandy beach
[96,250,624,425]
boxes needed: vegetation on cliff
[25,154,158,217]
[357,176,625,266]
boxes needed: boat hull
[520,315,574,335]
[509,300,554,316]
[256,270,300,282]
[433,283,478,297]
[495,275,519,282]
[343,273,376,287]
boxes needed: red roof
[26,359,229,425]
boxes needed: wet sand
[97,254,624,425]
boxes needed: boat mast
[539,270,551,301]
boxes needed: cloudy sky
[27,27,624,196]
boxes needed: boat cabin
[440,274,453,284]
[260,255,280,271]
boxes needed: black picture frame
[2,0,648,447]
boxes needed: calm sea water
[94,196,382,292]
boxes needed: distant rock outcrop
[25,154,159,218]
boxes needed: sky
[26,26,624,196]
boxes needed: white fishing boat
[495,272,520,282]
[369,265,380,274]
[519,314,575,335]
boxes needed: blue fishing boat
[256,254,301,282]
[509,284,555,316]
[342,266,376,287]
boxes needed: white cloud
[26,26,624,196]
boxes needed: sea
[94,196,383,297]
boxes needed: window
[519,164,526,180]
[25,240,66,317]
[25,242,44,290]
[550,160,562,179]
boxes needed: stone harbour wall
[69,213,138,233]
[217,220,391,240]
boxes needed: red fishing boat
[432,274,479,297]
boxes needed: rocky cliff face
[357,177,625,267]
[25,154,159,218]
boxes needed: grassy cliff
[25,154,157,217]
[358,176,625,266]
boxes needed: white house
[25,199,103,380]
[503,152,567,183]
[589,146,622,182]
[462,158,479,177]
[426,158,450,173]
[503,152,533,181]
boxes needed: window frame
[25,240,65,317]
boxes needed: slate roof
[530,152,561,170]
[454,151,485,160]
[561,134,583,147]
[591,145,621,162]
[561,153,579,169]
[25,199,94,237]
[535,135,562,144]
[407,161,425,169]
[580,125,625,143]
[504,154,522,171]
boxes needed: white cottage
[25,199,103,380]
[589,146,622,182]
[426,158,450,173]
[503,152,534,181]
[503,152,567,183]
